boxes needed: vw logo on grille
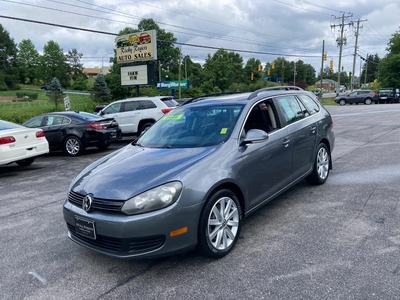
[83,194,93,212]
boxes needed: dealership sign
[115,30,157,64]
[157,80,190,90]
[120,65,155,86]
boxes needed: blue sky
[1,0,399,77]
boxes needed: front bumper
[63,199,202,259]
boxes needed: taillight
[87,123,104,130]
[36,131,45,138]
[161,108,173,114]
[0,136,16,145]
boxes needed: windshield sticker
[163,115,182,120]
[220,128,228,134]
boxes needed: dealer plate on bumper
[75,217,96,240]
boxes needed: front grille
[67,223,166,254]
[68,190,125,212]
[67,223,123,251]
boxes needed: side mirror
[240,129,269,146]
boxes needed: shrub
[16,91,38,99]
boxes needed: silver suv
[98,96,178,135]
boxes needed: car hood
[71,144,219,200]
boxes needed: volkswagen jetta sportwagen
[63,87,335,259]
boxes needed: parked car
[334,90,378,106]
[63,88,335,259]
[378,87,400,104]
[93,104,107,114]
[98,96,179,135]
[0,120,49,166]
[40,85,49,91]
[23,111,122,156]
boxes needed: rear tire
[96,142,110,150]
[364,98,372,105]
[306,143,330,185]
[16,157,35,167]
[64,136,83,156]
[197,189,242,258]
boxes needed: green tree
[203,49,244,92]
[0,24,19,90]
[360,54,380,84]
[66,48,85,81]
[16,39,40,84]
[91,74,112,102]
[39,41,70,87]
[46,77,65,110]
[378,29,400,87]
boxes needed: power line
[3,0,324,54]
[0,15,323,58]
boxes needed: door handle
[282,138,290,147]
[310,126,316,133]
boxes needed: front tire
[140,122,153,135]
[198,189,242,258]
[306,143,330,185]
[339,99,346,106]
[64,136,83,156]
[16,157,35,167]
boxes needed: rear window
[162,99,179,107]
[0,120,23,130]
[298,95,320,115]
[71,112,103,121]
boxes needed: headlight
[121,181,182,215]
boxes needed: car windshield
[136,104,244,148]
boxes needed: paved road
[1,104,400,299]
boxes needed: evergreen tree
[90,74,112,103]
[46,77,65,110]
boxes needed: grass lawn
[0,87,98,124]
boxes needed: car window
[123,101,139,112]
[137,104,244,148]
[162,99,179,107]
[23,116,43,128]
[275,96,305,125]
[348,92,357,97]
[103,103,122,114]
[298,95,320,115]
[138,100,157,109]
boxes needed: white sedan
[0,120,49,167]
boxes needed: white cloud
[1,0,399,77]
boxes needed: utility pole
[178,47,182,99]
[331,12,353,94]
[320,40,325,95]
[364,53,368,85]
[293,62,296,86]
[351,18,367,91]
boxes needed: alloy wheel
[207,196,240,251]
[317,146,329,180]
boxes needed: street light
[101,52,113,74]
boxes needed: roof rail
[248,86,304,100]
[180,91,246,106]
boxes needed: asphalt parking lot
[1,104,400,299]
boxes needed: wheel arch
[200,181,246,219]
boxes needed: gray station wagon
[63,87,335,259]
